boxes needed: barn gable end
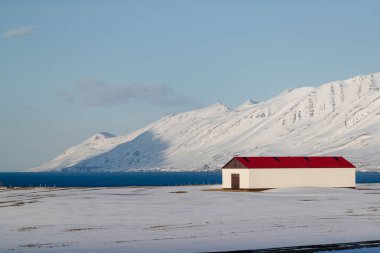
[222,158,246,169]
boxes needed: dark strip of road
[204,239,380,253]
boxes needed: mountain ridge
[29,72,380,172]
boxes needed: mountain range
[29,72,380,172]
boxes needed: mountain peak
[236,99,258,110]
[202,102,229,111]
[212,102,226,107]
[97,132,116,138]
[87,132,116,142]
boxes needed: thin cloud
[61,79,196,108]
[3,26,36,39]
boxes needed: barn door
[231,174,240,189]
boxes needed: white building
[222,156,356,190]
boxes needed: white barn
[222,156,356,190]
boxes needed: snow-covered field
[1,185,380,252]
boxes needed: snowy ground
[1,185,380,253]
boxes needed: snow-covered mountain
[30,72,380,172]
[29,130,147,172]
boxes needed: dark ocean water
[0,171,222,187]
[0,171,379,188]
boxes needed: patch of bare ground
[150,225,168,229]
[0,198,39,208]
[64,227,104,232]
[99,193,141,196]
[115,239,139,243]
[317,217,342,220]
[20,243,54,248]
[149,223,206,231]
[0,200,19,205]
[356,187,380,191]
[201,188,268,192]
[18,226,38,232]
[0,201,26,208]
[20,243,69,248]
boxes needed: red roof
[230,156,355,169]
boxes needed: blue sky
[1,0,380,171]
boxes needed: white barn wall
[249,168,356,189]
[222,169,250,189]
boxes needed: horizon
[2,1,380,171]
